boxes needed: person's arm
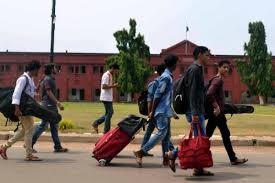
[102,83,118,89]
[101,73,118,89]
[12,77,27,116]
[189,69,200,118]
[44,79,64,110]
[207,79,221,116]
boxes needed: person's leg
[103,102,113,134]
[32,120,49,147]
[161,118,171,166]
[141,121,155,148]
[206,114,218,138]
[21,116,41,160]
[0,125,25,159]
[217,114,237,162]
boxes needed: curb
[1,131,275,146]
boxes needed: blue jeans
[172,113,206,157]
[141,113,168,153]
[141,118,174,156]
[32,106,62,150]
[94,101,113,134]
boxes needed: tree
[106,18,153,102]
[236,21,273,105]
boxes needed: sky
[0,0,274,55]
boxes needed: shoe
[168,151,176,173]
[133,150,143,168]
[0,146,8,160]
[162,154,169,167]
[54,147,69,153]
[231,158,248,165]
[92,123,99,134]
[193,169,214,176]
[24,155,42,161]
[143,152,154,157]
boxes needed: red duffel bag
[178,123,213,169]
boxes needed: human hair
[218,60,230,68]
[193,46,209,60]
[155,64,166,75]
[25,60,41,71]
[164,54,178,68]
[44,63,55,75]
[109,63,120,70]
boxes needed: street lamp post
[50,0,56,63]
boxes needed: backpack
[173,75,188,114]
[138,80,158,116]
[0,75,29,122]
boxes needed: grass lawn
[1,102,275,137]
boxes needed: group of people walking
[0,46,248,176]
[0,61,68,161]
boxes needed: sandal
[193,169,214,176]
[0,147,8,160]
[168,151,176,173]
[24,155,42,161]
[54,148,69,153]
[231,158,248,165]
[133,150,143,168]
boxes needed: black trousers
[206,113,237,162]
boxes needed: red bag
[178,123,213,169]
[92,127,132,165]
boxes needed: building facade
[0,40,274,103]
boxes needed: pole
[50,0,56,63]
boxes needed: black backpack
[173,75,188,114]
[138,80,158,116]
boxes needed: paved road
[0,141,275,183]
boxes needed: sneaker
[54,147,69,153]
[92,123,99,134]
[0,146,8,160]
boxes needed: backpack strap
[22,75,30,93]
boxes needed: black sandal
[193,169,214,176]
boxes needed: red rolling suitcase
[92,127,132,166]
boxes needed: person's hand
[15,107,22,117]
[57,102,64,111]
[148,112,154,120]
[213,106,221,116]
[113,83,118,88]
[173,114,179,120]
[192,114,199,122]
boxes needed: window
[75,66,79,74]
[80,89,85,100]
[93,66,99,74]
[120,93,125,97]
[224,91,229,98]
[204,67,208,74]
[56,65,62,72]
[18,65,25,72]
[100,66,104,74]
[228,68,233,75]
[81,66,86,73]
[68,66,74,73]
[56,89,60,100]
[95,89,100,97]
[0,64,11,72]
[71,88,76,96]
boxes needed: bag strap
[22,75,30,93]
[188,122,202,139]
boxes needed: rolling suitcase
[92,115,146,166]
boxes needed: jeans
[141,118,174,156]
[32,106,62,150]
[206,113,237,162]
[94,101,113,134]
[141,113,168,153]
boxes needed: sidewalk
[1,131,275,146]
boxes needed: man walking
[92,63,119,134]
[134,54,178,167]
[32,63,68,153]
[168,46,214,176]
[206,60,248,165]
[0,60,42,161]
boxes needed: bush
[59,119,76,130]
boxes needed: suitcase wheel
[99,159,107,166]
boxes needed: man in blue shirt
[141,64,176,166]
[134,54,178,168]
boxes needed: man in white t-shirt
[92,63,119,134]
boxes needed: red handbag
[178,123,213,169]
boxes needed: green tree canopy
[236,21,273,104]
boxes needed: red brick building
[0,40,274,103]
